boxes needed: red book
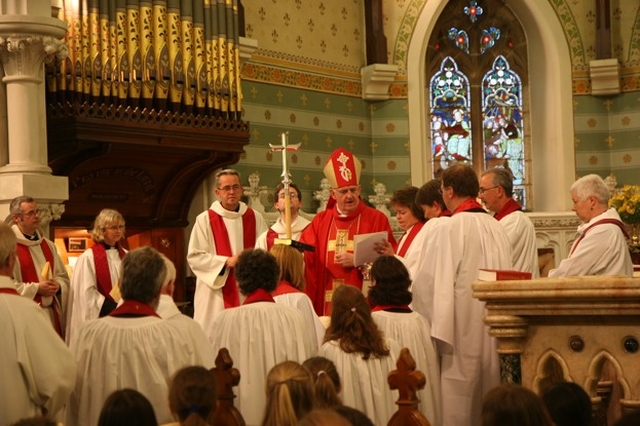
[477,269,532,281]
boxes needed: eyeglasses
[218,184,241,193]
[20,209,40,218]
[106,225,125,231]
[278,192,299,199]
[478,186,500,195]
[334,186,359,196]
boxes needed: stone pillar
[0,0,68,232]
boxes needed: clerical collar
[22,232,39,241]
[102,242,117,250]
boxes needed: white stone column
[0,1,69,232]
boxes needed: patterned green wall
[237,80,411,212]
[238,0,640,213]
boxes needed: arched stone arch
[585,350,632,401]
[406,0,576,212]
[531,349,573,394]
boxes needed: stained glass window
[429,57,472,177]
[427,0,530,207]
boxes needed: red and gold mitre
[323,148,362,188]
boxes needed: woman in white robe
[66,209,127,348]
[270,244,325,348]
[369,255,441,425]
[318,284,400,426]
[209,249,315,426]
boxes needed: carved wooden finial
[211,348,246,426]
[387,348,432,426]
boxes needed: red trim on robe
[452,198,486,215]
[242,288,275,305]
[397,222,425,258]
[266,228,278,251]
[439,209,452,217]
[91,243,126,302]
[16,241,63,337]
[494,199,523,221]
[300,201,396,316]
[0,288,19,295]
[371,304,411,312]
[569,218,630,257]
[109,300,160,318]
[208,208,257,309]
[272,281,302,296]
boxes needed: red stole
[452,198,486,215]
[109,300,160,318]
[273,281,302,296]
[569,218,630,257]
[397,222,425,258]
[0,288,19,296]
[494,199,523,221]
[208,208,257,309]
[242,288,275,305]
[92,243,126,302]
[266,228,278,251]
[16,241,63,337]
[371,304,411,312]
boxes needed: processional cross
[269,132,314,251]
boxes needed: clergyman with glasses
[299,148,395,316]
[65,208,127,348]
[10,195,70,339]
[255,182,310,251]
[186,169,267,343]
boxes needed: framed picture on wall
[67,237,87,253]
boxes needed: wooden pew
[211,348,246,426]
[388,348,432,426]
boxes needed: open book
[477,269,532,281]
[353,231,388,266]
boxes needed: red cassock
[300,201,395,316]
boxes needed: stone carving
[313,178,331,213]
[368,182,391,216]
[243,172,267,213]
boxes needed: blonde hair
[91,209,125,243]
[302,357,342,409]
[262,361,315,426]
[269,244,305,290]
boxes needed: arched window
[427,0,530,207]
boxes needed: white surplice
[500,210,540,277]
[372,310,441,425]
[66,311,215,426]
[254,215,311,250]
[12,224,70,331]
[549,208,633,277]
[209,302,315,426]
[187,200,267,341]
[156,294,216,355]
[408,216,450,320]
[0,276,76,425]
[273,290,325,348]
[412,211,512,426]
[65,246,125,348]
[319,339,400,426]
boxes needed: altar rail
[473,275,640,425]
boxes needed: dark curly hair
[235,248,280,295]
[368,256,412,307]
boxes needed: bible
[477,269,532,281]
